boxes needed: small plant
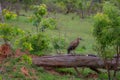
[0,23,24,44]
[22,42,33,51]
[15,32,32,51]
[30,4,56,32]
[0,75,2,80]
[30,33,50,55]
[2,9,17,20]
[40,18,57,31]
[27,4,57,56]
[21,54,32,65]
[17,32,50,55]
[52,37,67,53]
[31,4,47,32]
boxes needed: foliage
[30,4,57,33]
[53,0,77,13]
[93,2,120,58]
[99,73,109,79]
[0,57,39,80]
[52,37,67,50]
[17,32,50,55]
[76,0,88,10]
[32,4,47,17]
[40,18,57,31]
[15,32,33,51]
[21,54,32,65]
[2,9,17,20]
[93,13,111,46]
[21,0,33,5]
[21,0,34,12]
[103,2,120,45]
[30,33,50,54]
[93,2,120,79]
[2,0,18,3]
[0,23,24,43]
[112,0,120,8]
[0,75,2,80]
[26,4,56,55]
[30,4,47,32]
[22,42,33,51]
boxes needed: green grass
[0,57,92,80]
[6,12,96,55]
[3,12,115,80]
[47,13,95,54]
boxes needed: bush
[32,4,47,17]
[93,2,120,79]
[40,18,57,31]
[0,23,24,44]
[21,54,32,65]
[2,9,17,20]
[30,33,50,54]
[52,37,67,51]
[18,32,50,55]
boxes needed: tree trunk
[81,9,84,19]
[113,46,120,79]
[0,3,4,23]
[32,54,120,70]
[87,0,94,16]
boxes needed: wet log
[32,54,120,70]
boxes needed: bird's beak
[81,39,84,41]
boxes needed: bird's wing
[69,40,78,47]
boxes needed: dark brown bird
[67,37,82,54]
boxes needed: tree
[51,0,76,14]
[76,0,88,18]
[21,0,33,12]
[93,1,120,80]
[31,4,47,32]
[21,4,57,55]
[2,9,17,20]
[0,3,4,22]
[52,37,67,54]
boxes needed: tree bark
[0,3,4,23]
[87,0,94,16]
[32,54,120,70]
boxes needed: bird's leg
[71,51,73,54]
[74,50,76,54]
[72,50,76,55]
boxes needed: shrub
[93,2,120,79]
[21,54,32,65]
[30,4,47,32]
[30,33,50,54]
[40,18,57,31]
[2,9,17,20]
[52,37,67,51]
[0,23,24,44]
[17,32,50,55]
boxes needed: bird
[67,37,82,54]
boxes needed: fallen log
[32,54,120,70]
